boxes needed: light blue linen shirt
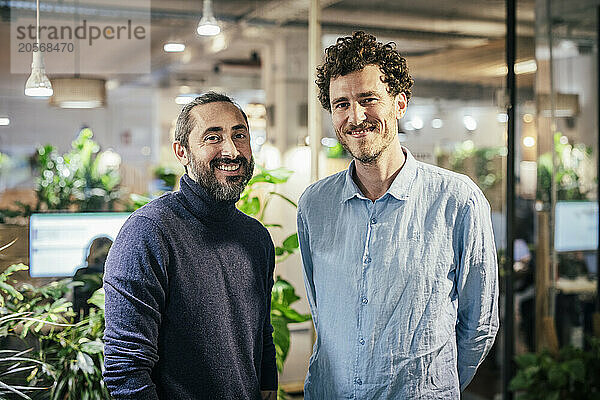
[297,148,499,399]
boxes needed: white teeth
[217,164,240,171]
[348,127,374,135]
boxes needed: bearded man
[103,92,277,400]
[297,32,499,399]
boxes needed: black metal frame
[503,0,516,398]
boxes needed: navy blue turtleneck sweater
[103,174,277,399]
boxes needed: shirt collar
[341,146,418,203]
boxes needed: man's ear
[173,141,190,167]
[395,92,408,120]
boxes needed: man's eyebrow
[331,96,348,105]
[203,126,223,135]
[232,124,248,130]
[357,91,379,98]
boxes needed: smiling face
[329,64,407,164]
[173,101,254,201]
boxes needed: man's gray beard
[189,155,255,202]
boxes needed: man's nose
[220,137,240,159]
[348,103,366,126]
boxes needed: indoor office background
[0,0,598,399]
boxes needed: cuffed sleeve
[102,216,169,400]
[260,240,278,391]
[455,191,499,390]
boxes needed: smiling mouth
[216,163,241,171]
[347,126,376,137]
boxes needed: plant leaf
[282,234,299,252]
[87,288,105,310]
[76,352,95,375]
[81,340,104,355]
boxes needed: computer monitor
[555,201,598,252]
[29,212,130,277]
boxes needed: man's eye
[334,102,349,109]
[234,132,247,139]
[361,98,377,105]
[205,135,221,142]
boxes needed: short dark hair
[174,91,249,149]
[316,31,414,112]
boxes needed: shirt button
[364,256,371,264]
[361,297,368,304]
[355,378,363,385]
[359,338,365,345]
[371,217,377,224]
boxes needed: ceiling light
[49,78,106,109]
[0,117,10,126]
[494,59,537,76]
[523,113,534,123]
[515,60,537,74]
[197,0,220,36]
[431,118,443,129]
[463,115,477,131]
[175,94,196,105]
[496,113,508,123]
[523,136,536,147]
[410,116,424,130]
[164,42,186,53]
[25,0,53,98]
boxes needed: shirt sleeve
[297,206,317,327]
[455,191,499,390]
[102,216,169,400]
[260,238,278,391]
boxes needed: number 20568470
[18,42,74,52]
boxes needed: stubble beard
[188,154,255,201]
[336,119,398,165]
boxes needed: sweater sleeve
[260,239,278,391]
[102,216,169,400]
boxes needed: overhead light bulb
[164,42,186,52]
[0,117,10,126]
[24,0,52,98]
[463,115,477,131]
[175,95,195,105]
[410,116,424,130]
[431,118,443,129]
[25,51,53,97]
[197,0,220,36]
[523,136,536,148]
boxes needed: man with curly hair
[297,31,498,399]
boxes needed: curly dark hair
[316,31,414,112]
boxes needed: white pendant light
[24,0,53,98]
[197,0,220,36]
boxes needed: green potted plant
[509,338,600,399]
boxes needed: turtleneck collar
[178,174,238,222]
